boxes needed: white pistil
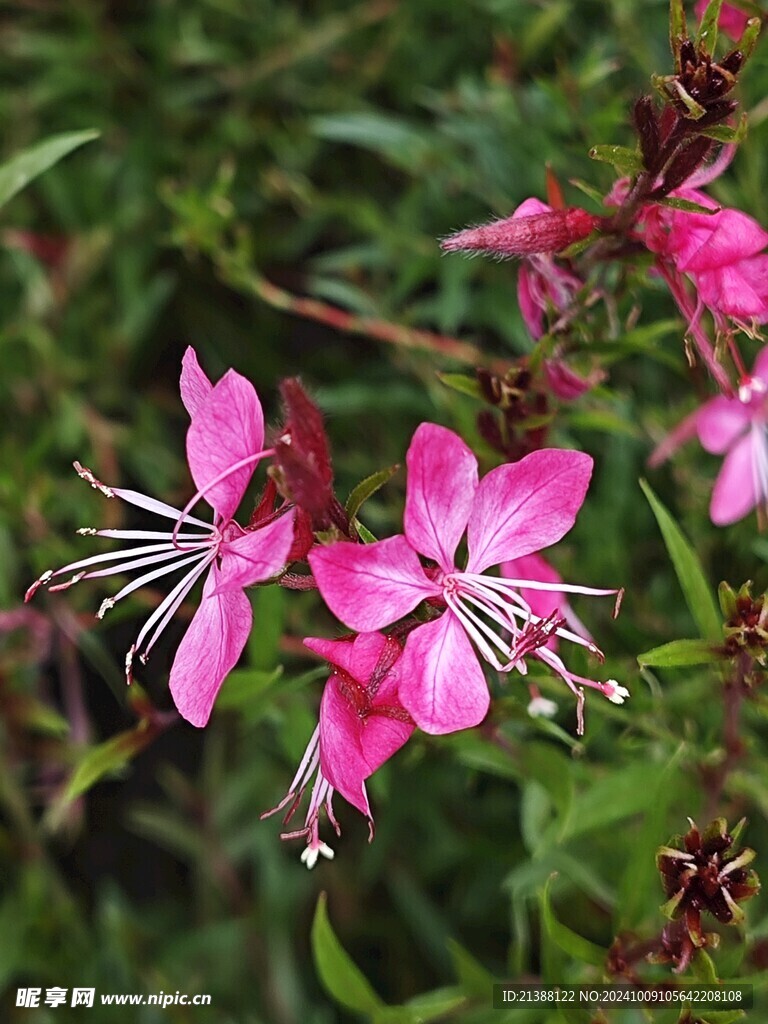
[301,841,335,869]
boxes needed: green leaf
[311,892,386,1015]
[696,1011,747,1024]
[540,876,607,967]
[639,479,722,641]
[568,177,606,208]
[0,129,99,211]
[436,373,482,401]
[353,519,379,544]
[64,723,155,801]
[588,144,643,174]
[695,0,723,55]
[447,939,495,996]
[637,638,725,667]
[737,13,762,61]
[700,113,749,145]
[669,0,688,62]
[402,987,465,1022]
[654,195,721,214]
[346,464,399,520]
[691,947,720,983]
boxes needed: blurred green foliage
[2,1,768,1022]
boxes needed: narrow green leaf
[691,947,719,984]
[696,0,723,55]
[65,723,155,801]
[697,1011,747,1024]
[588,144,643,174]
[354,519,378,544]
[436,372,482,401]
[639,479,722,641]
[669,0,688,62]
[654,195,721,214]
[567,177,606,208]
[540,876,607,967]
[671,82,707,119]
[637,638,724,668]
[404,987,465,1021]
[0,129,99,211]
[446,939,495,996]
[738,15,762,61]
[311,892,386,1015]
[346,464,399,520]
[700,114,749,145]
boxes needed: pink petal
[678,210,768,272]
[169,565,252,727]
[513,197,552,218]
[398,613,489,734]
[304,631,388,682]
[180,347,213,420]
[696,261,768,320]
[710,432,759,526]
[696,396,750,454]
[217,510,295,592]
[186,369,265,522]
[309,536,439,632]
[404,423,478,571]
[319,674,413,816]
[517,264,545,339]
[466,449,593,573]
[502,553,564,620]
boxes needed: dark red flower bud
[274,378,337,527]
[441,207,599,258]
[634,96,661,170]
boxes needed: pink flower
[653,348,768,526]
[309,424,624,736]
[694,0,750,40]
[645,187,768,323]
[26,348,295,727]
[262,632,413,866]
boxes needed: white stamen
[301,841,334,869]
[604,681,630,704]
[74,461,114,497]
[97,597,115,619]
[77,528,98,536]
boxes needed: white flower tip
[300,842,335,869]
[77,527,98,536]
[74,461,114,498]
[125,646,136,684]
[527,696,558,719]
[604,681,629,704]
[97,597,115,620]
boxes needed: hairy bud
[441,207,599,258]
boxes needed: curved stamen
[133,550,217,660]
[444,592,511,670]
[171,448,276,550]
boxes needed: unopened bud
[441,207,600,258]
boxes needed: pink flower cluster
[28,349,623,865]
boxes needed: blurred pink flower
[262,632,413,866]
[652,348,768,526]
[26,347,294,727]
[310,423,624,736]
[644,187,768,324]
[694,0,750,40]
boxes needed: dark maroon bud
[634,96,661,170]
[274,378,337,528]
[720,49,744,75]
[679,38,697,72]
[658,136,713,193]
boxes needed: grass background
[1,1,767,1021]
